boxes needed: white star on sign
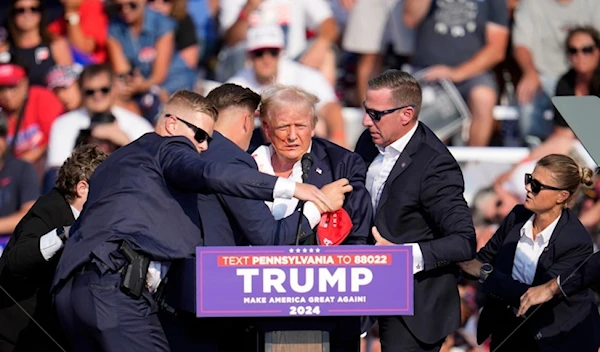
[296,248,301,253]
[315,248,321,253]
[289,248,294,253]
[302,248,307,253]
[309,248,314,253]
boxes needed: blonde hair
[537,154,595,202]
[259,85,319,127]
[164,90,218,122]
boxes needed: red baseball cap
[317,209,353,246]
[0,64,26,87]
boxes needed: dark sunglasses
[167,114,212,144]
[84,86,110,96]
[115,2,138,12]
[524,173,565,194]
[251,48,280,58]
[567,45,595,56]
[148,0,171,2]
[362,101,414,121]
[13,6,40,15]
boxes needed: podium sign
[196,245,413,318]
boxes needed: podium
[164,245,414,351]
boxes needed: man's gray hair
[368,70,422,119]
[259,85,320,126]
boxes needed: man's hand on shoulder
[294,183,334,213]
[320,178,353,213]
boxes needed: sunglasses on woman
[567,45,596,56]
[13,6,40,15]
[115,2,138,12]
[166,114,212,144]
[524,173,565,194]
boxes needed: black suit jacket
[560,249,600,297]
[355,123,476,344]
[476,205,600,351]
[0,188,74,351]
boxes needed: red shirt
[6,86,64,158]
[48,0,108,63]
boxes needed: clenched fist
[320,178,353,213]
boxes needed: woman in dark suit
[0,144,106,352]
[459,154,600,352]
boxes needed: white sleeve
[219,0,246,33]
[273,178,296,199]
[303,202,322,228]
[511,1,534,49]
[303,0,334,29]
[299,67,338,110]
[404,243,424,274]
[119,114,153,142]
[46,118,75,168]
[39,229,64,261]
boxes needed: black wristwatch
[479,263,493,283]
[56,226,68,243]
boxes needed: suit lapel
[496,225,523,274]
[375,124,424,214]
[307,141,330,188]
[533,210,567,283]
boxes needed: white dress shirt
[251,144,322,229]
[39,205,80,261]
[366,124,424,274]
[512,214,560,285]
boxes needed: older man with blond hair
[251,85,372,351]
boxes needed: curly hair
[55,144,107,203]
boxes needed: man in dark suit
[0,144,106,351]
[51,90,345,351]
[354,70,476,352]
[518,250,600,317]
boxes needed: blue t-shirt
[411,0,509,68]
[108,8,195,93]
[0,156,39,254]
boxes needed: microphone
[295,153,313,246]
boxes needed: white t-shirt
[46,106,153,168]
[219,0,333,59]
[228,58,337,111]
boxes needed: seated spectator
[148,0,199,70]
[228,25,346,148]
[218,0,338,85]
[0,112,39,237]
[106,0,197,119]
[47,0,109,65]
[46,64,82,111]
[403,0,509,146]
[0,60,63,169]
[75,111,121,156]
[2,0,72,87]
[512,0,600,142]
[47,63,153,169]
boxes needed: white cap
[246,25,285,52]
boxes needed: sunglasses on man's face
[115,2,138,12]
[166,114,212,144]
[524,173,565,195]
[362,101,414,121]
[84,86,110,96]
[13,6,41,15]
[567,45,596,56]
[251,48,280,59]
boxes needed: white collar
[520,214,561,244]
[70,205,80,220]
[252,142,313,177]
[376,122,418,155]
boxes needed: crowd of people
[0,0,598,351]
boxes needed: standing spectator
[148,0,199,70]
[512,0,600,141]
[218,0,338,85]
[47,64,153,170]
[45,64,82,111]
[2,0,72,87]
[47,0,109,65]
[228,25,347,147]
[0,60,63,170]
[403,0,509,147]
[0,112,38,239]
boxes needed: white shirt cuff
[557,275,567,298]
[39,229,64,261]
[304,202,322,228]
[273,178,296,199]
[405,243,424,274]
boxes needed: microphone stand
[294,154,313,246]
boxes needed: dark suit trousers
[55,263,169,352]
[378,316,444,352]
